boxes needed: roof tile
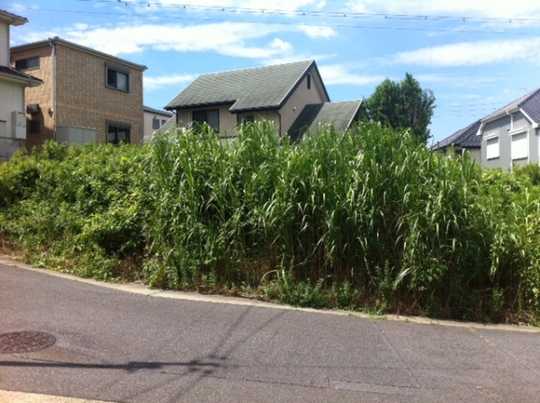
[166,60,314,111]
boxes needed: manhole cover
[0,331,56,354]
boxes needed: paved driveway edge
[1,254,538,334]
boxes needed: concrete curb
[0,389,109,403]
[1,254,539,334]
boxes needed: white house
[434,88,540,170]
[0,9,41,159]
[143,105,174,143]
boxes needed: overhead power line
[77,0,540,25]
[34,3,540,36]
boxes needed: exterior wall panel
[11,45,55,147]
[480,114,536,170]
[278,68,327,136]
[55,44,144,144]
[0,22,9,66]
[0,79,26,159]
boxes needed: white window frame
[486,136,500,160]
[511,131,528,161]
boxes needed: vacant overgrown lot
[1,124,539,324]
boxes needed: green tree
[362,73,436,144]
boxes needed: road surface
[1,261,539,402]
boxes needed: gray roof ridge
[481,87,540,123]
[518,87,540,109]
[196,59,314,79]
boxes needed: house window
[29,117,41,134]
[511,132,528,160]
[193,109,219,132]
[161,119,166,126]
[152,117,161,130]
[242,115,255,124]
[106,66,129,92]
[15,56,39,71]
[486,137,500,160]
[107,122,131,144]
[307,74,311,90]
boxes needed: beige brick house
[11,37,146,146]
[165,60,362,140]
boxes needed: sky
[8,0,540,143]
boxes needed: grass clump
[1,123,539,324]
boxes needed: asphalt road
[1,263,540,403]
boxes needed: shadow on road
[0,359,227,373]
[0,306,289,402]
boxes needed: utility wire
[33,5,540,36]
[77,0,540,25]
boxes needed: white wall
[0,79,26,159]
[143,111,172,139]
[0,79,25,130]
[0,21,9,66]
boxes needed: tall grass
[1,123,539,323]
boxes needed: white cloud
[297,25,336,38]
[58,22,284,57]
[144,74,196,90]
[347,0,540,20]
[23,21,333,60]
[319,64,384,86]
[394,37,540,66]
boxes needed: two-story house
[0,9,41,159]
[143,105,174,142]
[435,89,540,169]
[11,37,147,146]
[165,60,362,139]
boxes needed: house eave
[0,10,28,26]
[0,71,41,87]
[11,37,148,71]
[345,100,363,130]
[477,106,539,136]
[229,105,281,113]
[166,101,235,111]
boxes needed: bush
[0,141,148,280]
[1,126,539,324]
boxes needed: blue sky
[8,0,540,143]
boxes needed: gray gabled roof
[143,105,174,117]
[166,60,328,112]
[288,101,362,140]
[481,88,540,124]
[432,119,481,151]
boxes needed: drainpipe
[50,38,57,140]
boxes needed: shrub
[1,126,539,324]
[0,141,148,280]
